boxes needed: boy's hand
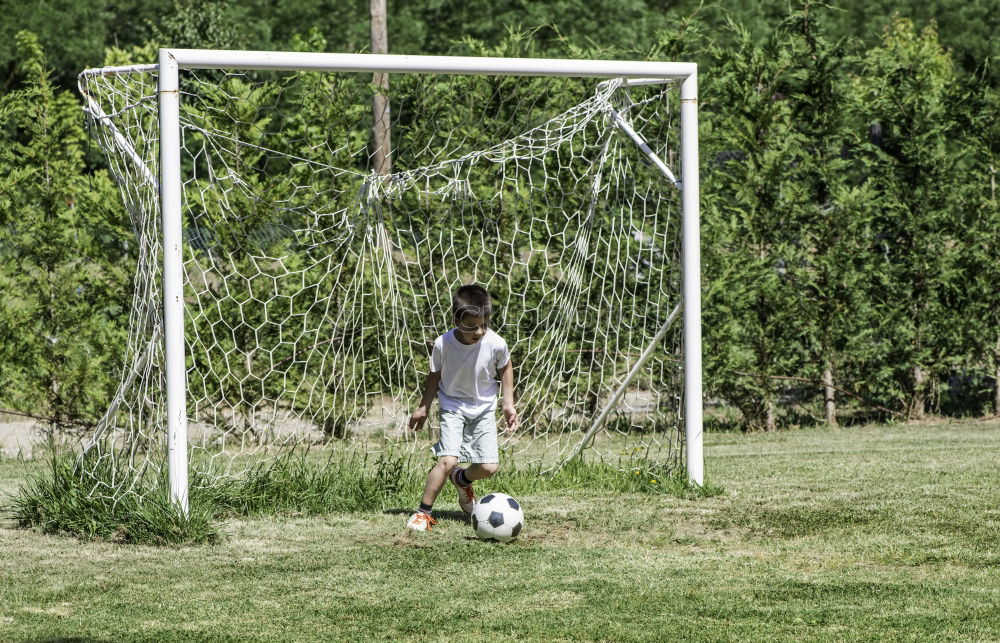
[502,404,519,434]
[408,406,429,432]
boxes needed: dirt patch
[184,395,410,447]
[0,421,44,458]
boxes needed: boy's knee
[436,456,459,473]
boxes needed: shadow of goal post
[150,49,703,516]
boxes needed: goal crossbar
[154,49,697,78]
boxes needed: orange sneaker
[450,467,476,515]
[406,512,437,531]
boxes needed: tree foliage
[0,2,997,431]
[0,32,130,430]
[854,17,966,419]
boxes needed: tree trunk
[993,177,998,416]
[911,365,926,420]
[823,362,837,426]
[370,0,391,175]
[994,362,1000,418]
[994,335,1000,417]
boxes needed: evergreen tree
[779,3,876,425]
[853,18,965,418]
[0,32,130,429]
[953,76,1000,415]
[701,19,812,431]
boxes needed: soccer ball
[471,493,525,543]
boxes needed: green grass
[1,420,999,640]
[11,453,219,545]
[9,447,712,545]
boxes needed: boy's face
[454,314,488,345]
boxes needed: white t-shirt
[430,329,511,418]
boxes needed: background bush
[0,1,996,433]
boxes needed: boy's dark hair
[453,284,492,320]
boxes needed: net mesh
[78,62,685,497]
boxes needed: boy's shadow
[384,508,469,524]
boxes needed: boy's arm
[409,371,441,431]
[500,360,518,433]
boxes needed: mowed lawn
[1,420,998,641]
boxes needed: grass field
[1,420,998,641]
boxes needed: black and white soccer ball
[471,493,525,543]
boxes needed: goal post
[159,49,188,514]
[82,48,703,515]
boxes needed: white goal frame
[149,49,703,513]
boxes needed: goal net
[78,52,692,504]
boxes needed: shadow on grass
[383,507,469,524]
[710,502,895,538]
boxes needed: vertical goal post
[87,48,703,515]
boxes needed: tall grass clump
[11,449,427,544]
[10,448,718,545]
[11,453,218,545]
[195,450,427,517]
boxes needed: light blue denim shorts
[432,409,499,464]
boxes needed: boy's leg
[449,465,476,515]
[407,410,464,530]
[406,456,457,532]
[421,456,458,507]
[465,410,499,476]
[449,410,500,513]
[464,462,498,481]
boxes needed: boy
[406,284,518,531]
